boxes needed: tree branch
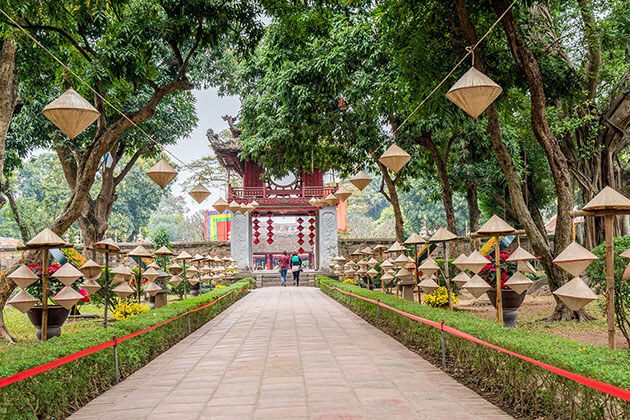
[14,20,93,63]
[114,146,145,186]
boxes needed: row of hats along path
[6,229,239,341]
[331,186,630,348]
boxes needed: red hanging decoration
[308,213,316,246]
[252,213,260,245]
[266,212,273,244]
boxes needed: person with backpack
[290,252,302,286]
[279,251,290,287]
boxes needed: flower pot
[27,306,70,340]
[486,289,526,328]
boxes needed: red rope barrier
[0,288,245,389]
[328,285,630,402]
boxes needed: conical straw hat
[250,200,260,208]
[42,87,100,139]
[27,228,65,248]
[112,282,135,299]
[200,265,211,274]
[553,242,598,277]
[462,274,491,299]
[620,249,630,259]
[387,241,407,253]
[7,289,38,313]
[92,238,120,253]
[241,204,255,213]
[7,265,39,289]
[186,266,199,276]
[505,271,534,294]
[349,170,372,191]
[379,143,411,174]
[552,277,598,311]
[396,267,412,279]
[357,259,368,267]
[452,272,470,287]
[419,257,440,277]
[394,253,409,266]
[462,251,490,274]
[81,278,102,296]
[476,214,515,235]
[154,246,174,256]
[143,267,161,282]
[445,67,502,119]
[111,264,133,282]
[53,263,84,286]
[53,286,84,310]
[144,281,162,297]
[308,197,321,208]
[128,245,152,258]
[169,275,182,286]
[333,185,352,202]
[367,268,379,277]
[191,253,205,262]
[357,267,368,275]
[361,246,373,254]
[517,260,536,274]
[418,277,440,294]
[146,159,177,189]
[582,186,630,211]
[187,276,200,286]
[325,193,339,206]
[404,233,426,245]
[429,227,457,242]
[175,251,193,261]
[373,244,388,253]
[213,198,229,213]
[80,259,102,280]
[506,246,536,262]
[367,258,378,267]
[381,272,394,281]
[188,183,211,204]
[452,253,469,271]
[228,201,241,213]
[622,263,630,281]
[333,256,347,262]
[380,260,394,270]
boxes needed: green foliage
[586,236,630,347]
[0,279,253,419]
[318,277,630,418]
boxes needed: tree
[0,37,17,211]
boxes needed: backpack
[291,255,300,265]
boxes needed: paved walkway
[72,288,511,419]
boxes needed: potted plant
[25,263,71,340]
[478,249,526,327]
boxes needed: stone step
[249,271,320,287]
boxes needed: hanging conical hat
[357,267,368,275]
[452,253,469,271]
[154,246,174,256]
[227,201,240,213]
[380,260,394,270]
[42,87,100,139]
[622,263,630,281]
[27,228,65,248]
[476,214,515,235]
[92,238,120,253]
[419,257,440,277]
[175,251,193,261]
[357,259,368,267]
[200,265,211,274]
[373,244,388,253]
[213,198,229,213]
[517,260,536,274]
[452,272,471,288]
[418,277,440,294]
[552,277,598,311]
[112,282,135,299]
[53,286,84,310]
[128,245,152,258]
[81,278,102,296]
[144,281,161,297]
[146,159,177,189]
[462,274,491,299]
[111,264,133,282]
[361,246,373,255]
[445,67,502,119]
[395,267,413,279]
[241,203,255,213]
[186,276,200,286]
[506,246,536,262]
[7,289,38,313]
[505,271,534,295]
[429,227,457,242]
[80,259,102,280]
[394,253,409,267]
[185,265,199,276]
[188,183,211,204]
[461,251,490,274]
[583,186,630,211]
[191,253,205,262]
[324,193,339,206]
[169,275,182,286]
[333,185,352,202]
[7,265,39,289]
[367,257,379,267]
[333,256,347,262]
[349,170,372,191]
[379,143,411,174]
[367,268,379,277]
[53,263,84,286]
[381,272,394,282]
[553,242,598,277]
[308,197,321,208]
[404,233,426,245]
[143,267,161,282]
[250,200,260,208]
[200,274,212,282]
[619,249,630,259]
[387,241,407,253]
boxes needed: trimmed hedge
[0,279,253,419]
[317,277,630,419]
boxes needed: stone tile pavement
[71,287,512,419]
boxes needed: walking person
[279,251,290,287]
[291,252,302,286]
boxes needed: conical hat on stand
[111,264,133,283]
[387,241,407,253]
[379,143,411,174]
[418,277,440,294]
[92,238,120,253]
[7,265,39,289]
[582,186,630,211]
[505,271,534,294]
[188,183,211,204]
[42,87,100,139]
[53,286,84,310]
[154,246,174,256]
[112,282,135,299]
[461,251,490,274]
[213,198,229,213]
[476,214,515,236]
[380,260,394,270]
[395,267,412,279]
[452,272,471,288]
[146,159,177,189]
[175,251,193,261]
[144,281,161,297]
[445,67,502,119]
[452,253,469,271]
[552,277,598,311]
[169,275,182,286]
[367,258,379,267]
[53,263,84,286]
[380,271,395,282]
[552,242,598,277]
[404,233,425,245]
[7,290,38,313]
[507,247,536,262]
[394,254,409,267]
[418,257,440,278]
[80,259,102,280]
[367,268,379,277]
[429,227,457,242]
[357,267,368,275]
[462,274,491,298]
[27,228,65,248]
[81,278,102,296]
[349,170,372,191]
[147,261,160,270]
[361,246,373,255]
[143,267,161,282]
[128,245,152,258]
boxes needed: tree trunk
[1,182,30,241]
[378,162,404,242]
[0,37,17,209]
[466,183,480,232]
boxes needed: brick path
[71,287,512,419]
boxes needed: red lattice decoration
[308,213,316,246]
[266,212,273,244]
[252,213,260,245]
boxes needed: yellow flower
[342,278,357,285]
[423,287,458,307]
[113,301,149,321]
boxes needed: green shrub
[0,279,253,419]
[586,236,630,348]
[317,276,629,419]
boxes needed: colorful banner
[204,211,231,241]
